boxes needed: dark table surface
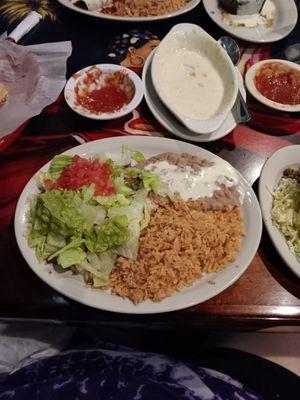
[0,1,300,330]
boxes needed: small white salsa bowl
[64,64,143,120]
[151,23,238,134]
[245,59,300,112]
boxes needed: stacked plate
[142,24,246,143]
[203,0,298,44]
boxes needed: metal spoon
[218,36,251,124]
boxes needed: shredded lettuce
[108,189,146,220]
[80,203,106,228]
[122,166,168,195]
[140,198,156,230]
[28,188,131,272]
[124,167,139,179]
[27,189,94,262]
[27,191,84,263]
[28,235,53,262]
[141,169,159,192]
[114,176,134,196]
[36,171,50,191]
[109,189,148,260]
[84,215,130,253]
[118,145,145,165]
[28,149,174,288]
[49,155,73,180]
[81,184,96,204]
[38,190,86,235]
[272,178,300,259]
[57,247,86,269]
[95,193,131,209]
[93,153,107,163]
[114,218,140,260]
[106,159,123,178]
[78,250,117,287]
[48,237,83,260]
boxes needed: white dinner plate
[15,136,262,314]
[259,145,300,279]
[203,0,298,43]
[143,52,246,142]
[58,0,201,22]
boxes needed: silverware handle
[233,90,251,124]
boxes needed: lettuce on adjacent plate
[272,177,300,258]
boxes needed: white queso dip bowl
[151,23,238,134]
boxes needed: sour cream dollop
[145,160,243,201]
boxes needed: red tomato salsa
[74,67,135,114]
[45,156,115,196]
[254,62,300,105]
[76,84,129,114]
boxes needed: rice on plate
[101,0,190,17]
[69,0,190,17]
[24,146,246,304]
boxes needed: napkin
[0,36,72,140]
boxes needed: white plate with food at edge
[203,0,298,43]
[259,145,300,279]
[58,0,201,22]
[15,136,262,314]
[143,51,246,142]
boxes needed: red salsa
[45,155,115,196]
[74,67,135,114]
[254,62,300,105]
[76,84,129,114]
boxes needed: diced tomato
[254,62,300,105]
[46,155,115,196]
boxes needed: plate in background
[259,145,300,279]
[203,0,298,43]
[58,0,201,22]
